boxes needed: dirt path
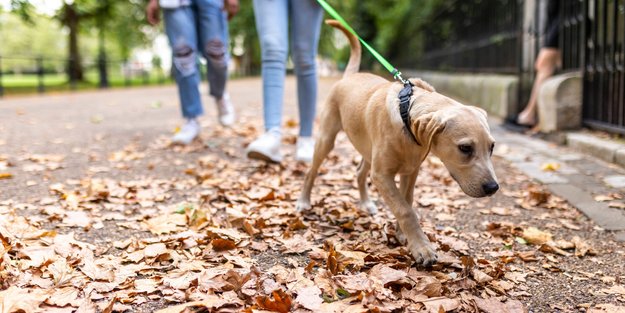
[1,78,624,312]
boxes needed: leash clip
[392,69,410,86]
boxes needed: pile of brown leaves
[0,126,622,313]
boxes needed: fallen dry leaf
[0,286,49,313]
[144,243,168,258]
[144,214,187,234]
[491,206,513,216]
[421,297,460,313]
[527,187,551,206]
[62,211,91,228]
[211,238,236,251]
[521,227,553,245]
[336,249,367,269]
[45,287,80,307]
[369,263,407,285]
[336,272,372,293]
[473,297,526,313]
[154,296,231,313]
[295,286,322,311]
[541,162,560,171]
[601,285,625,296]
[408,272,443,297]
[472,268,493,284]
[571,236,596,257]
[75,296,98,313]
[256,290,292,313]
[435,213,456,221]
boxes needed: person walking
[245,0,324,163]
[147,0,239,144]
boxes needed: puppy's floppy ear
[412,112,446,151]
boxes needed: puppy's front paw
[408,242,438,267]
[295,199,311,212]
[359,200,378,215]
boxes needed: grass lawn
[1,72,173,96]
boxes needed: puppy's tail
[325,19,361,77]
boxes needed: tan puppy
[296,20,499,266]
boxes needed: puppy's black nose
[482,181,499,195]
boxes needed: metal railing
[561,0,585,71]
[0,55,173,97]
[419,0,521,74]
[582,0,625,134]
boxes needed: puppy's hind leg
[356,160,377,214]
[296,102,342,212]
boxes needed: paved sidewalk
[491,123,625,238]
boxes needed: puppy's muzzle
[482,181,499,196]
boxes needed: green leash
[315,0,410,85]
[316,0,421,144]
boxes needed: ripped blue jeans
[163,0,229,119]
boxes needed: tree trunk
[97,16,109,88]
[65,4,83,82]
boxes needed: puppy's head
[412,104,498,198]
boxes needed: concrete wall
[537,72,583,132]
[408,70,583,134]
[406,71,519,119]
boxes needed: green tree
[327,0,444,71]
[228,0,260,75]
[0,13,65,72]
[9,0,150,82]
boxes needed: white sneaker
[215,94,235,126]
[295,136,315,163]
[172,118,200,144]
[246,128,282,163]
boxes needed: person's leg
[163,6,203,119]
[196,0,228,100]
[253,0,289,132]
[517,48,560,126]
[290,0,323,137]
[246,0,289,162]
[195,0,235,126]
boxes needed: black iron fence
[583,0,625,134]
[419,0,625,135]
[0,55,173,97]
[560,0,585,71]
[419,0,521,74]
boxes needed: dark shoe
[502,116,531,133]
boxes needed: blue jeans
[163,0,229,119]
[253,0,323,136]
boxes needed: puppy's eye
[490,143,495,155]
[458,144,473,155]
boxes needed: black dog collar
[398,81,420,145]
